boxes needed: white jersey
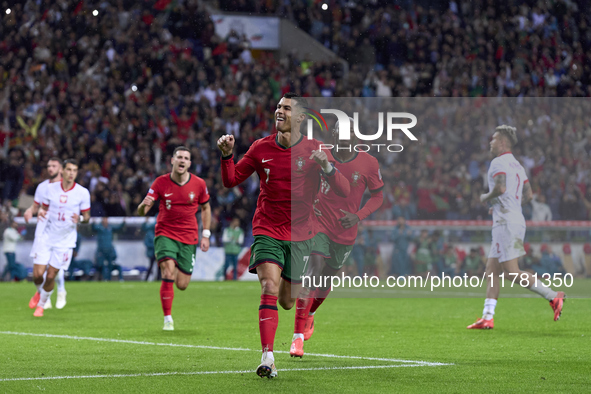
[487,152,528,228]
[33,179,53,239]
[41,182,91,249]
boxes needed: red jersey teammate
[291,119,384,357]
[217,93,350,378]
[138,146,211,331]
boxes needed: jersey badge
[189,191,195,203]
[351,171,361,187]
[296,157,306,173]
[60,195,68,203]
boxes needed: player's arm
[38,203,49,219]
[218,135,256,187]
[521,181,532,205]
[24,201,40,223]
[138,181,159,216]
[200,201,211,252]
[79,210,91,223]
[310,150,350,198]
[74,191,92,224]
[339,190,384,229]
[480,173,506,203]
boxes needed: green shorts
[249,235,313,284]
[154,235,197,275]
[311,232,353,270]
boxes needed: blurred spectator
[68,231,94,281]
[391,216,412,276]
[1,220,27,281]
[412,229,433,277]
[531,194,552,221]
[439,245,458,277]
[531,244,565,276]
[458,247,485,277]
[92,217,125,281]
[222,218,244,280]
[2,149,24,204]
[140,217,159,281]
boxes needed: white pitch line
[0,364,429,382]
[0,331,452,367]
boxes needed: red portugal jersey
[316,151,384,245]
[221,133,350,242]
[146,173,209,245]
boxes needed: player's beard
[49,172,59,181]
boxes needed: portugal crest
[60,195,68,203]
[296,157,306,173]
[189,191,195,203]
[351,171,361,187]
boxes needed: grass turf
[0,281,589,393]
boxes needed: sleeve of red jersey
[80,188,91,213]
[323,166,350,198]
[199,178,210,204]
[221,148,257,188]
[356,159,384,220]
[146,177,161,201]
[367,158,385,193]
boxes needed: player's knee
[279,296,295,310]
[260,278,279,296]
[176,282,188,291]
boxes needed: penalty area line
[0,364,431,382]
[0,331,454,367]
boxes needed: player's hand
[338,209,360,229]
[38,209,47,219]
[479,193,488,203]
[217,134,235,157]
[71,213,80,224]
[141,196,155,208]
[200,237,210,252]
[310,150,330,170]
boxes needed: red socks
[294,297,312,334]
[160,279,174,316]
[310,288,331,314]
[259,294,278,352]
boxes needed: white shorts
[488,224,526,263]
[33,246,74,270]
[29,237,47,258]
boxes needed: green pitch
[0,281,589,393]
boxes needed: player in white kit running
[467,126,565,329]
[32,160,91,317]
[25,158,68,310]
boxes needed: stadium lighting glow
[6,8,11,14]
[321,3,328,10]
[92,10,98,16]
[131,85,137,92]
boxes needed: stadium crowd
[0,0,590,245]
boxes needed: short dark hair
[48,157,62,165]
[63,159,78,168]
[173,146,191,158]
[283,92,308,110]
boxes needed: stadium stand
[0,0,590,240]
